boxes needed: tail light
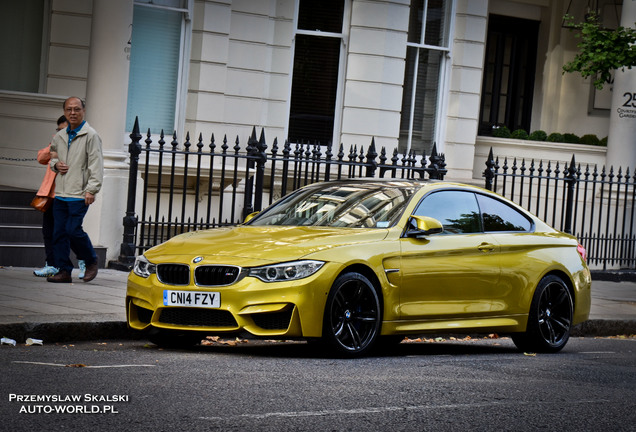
[576,243,587,261]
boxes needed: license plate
[163,290,220,308]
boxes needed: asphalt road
[1,337,635,432]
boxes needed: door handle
[478,242,496,253]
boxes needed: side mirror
[243,211,259,224]
[405,215,443,238]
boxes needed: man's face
[64,98,85,129]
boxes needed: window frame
[400,0,456,155]
[411,189,534,235]
[475,192,534,233]
[286,0,351,146]
[0,0,50,94]
[126,0,192,137]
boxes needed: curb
[591,270,636,282]
[1,319,635,345]
[0,322,137,344]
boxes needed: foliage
[562,13,636,90]
[579,134,601,146]
[563,133,581,144]
[492,125,511,138]
[491,128,605,146]
[511,129,529,140]
[528,130,547,141]
[547,132,565,142]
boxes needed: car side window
[475,194,532,232]
[414,191,482,234]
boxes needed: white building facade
[0,0,634,265]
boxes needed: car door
[398,190,503,320]
[474,192,537,316]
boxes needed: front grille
[195,265,241,286]
[157,264,190,285]
[158,308,238,328]
[251,308,293,330]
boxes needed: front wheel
[322,272,381,357]
[512,275,573,353]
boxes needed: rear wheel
[322,272,381,357]
[512,275,573,353]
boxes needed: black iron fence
[117,118,447,266]
[115,120,633,270]
[483,148,636,270]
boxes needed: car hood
[144,226,390,265]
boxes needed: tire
[147,328,203,349]
[322,272,381,357]
[512,275,573,353]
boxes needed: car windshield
[249,182,417,228]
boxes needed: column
[605,0,636,172]
[84,0,134,265]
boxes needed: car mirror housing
[405,215,444,238]
[243,211,259,223]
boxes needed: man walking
[47,97,103,283]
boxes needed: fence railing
[483,148,636,270]
[117,118,447,266]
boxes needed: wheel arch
[542,269,576,306]
[336,263,384,310]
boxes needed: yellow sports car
[126,180,591,356]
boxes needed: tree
[562,13,636,89]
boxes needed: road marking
[199,399,610,422]
[13,361,156,368]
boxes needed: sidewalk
[0,265,635,343]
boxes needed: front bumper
[126,268,332,338]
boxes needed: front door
[398,190,502,320]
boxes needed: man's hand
[55,161,69,174]
[85,192,95,206]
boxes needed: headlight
[133,255,157,278]
[248,260,324,282]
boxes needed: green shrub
[600,136,608,146]
[511,129,529,140]
[563,133,580,143]
[492,126,511,138]
[528,130,547,141]
[579,134,601,146]
[547,133,564,142]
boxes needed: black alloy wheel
[512,275,573,353]
[323,272,381,357]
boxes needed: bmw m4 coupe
[126,180,591,356]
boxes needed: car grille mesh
[158,308,238,328]
[136,305,153,324]
[251,308,293,330]
[157,264,190,285]
[195,265,241,286]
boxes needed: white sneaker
[34,264,59,277]
[78,260,86,279]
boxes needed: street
[1,336,635,431]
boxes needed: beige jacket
[50,122,104,199]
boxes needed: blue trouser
[52,198,97,273]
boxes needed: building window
[288,0,346,145]
[126,0,190,135]
[399,0,453,155]
[0,0,46,93]
[478,15,539,135]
